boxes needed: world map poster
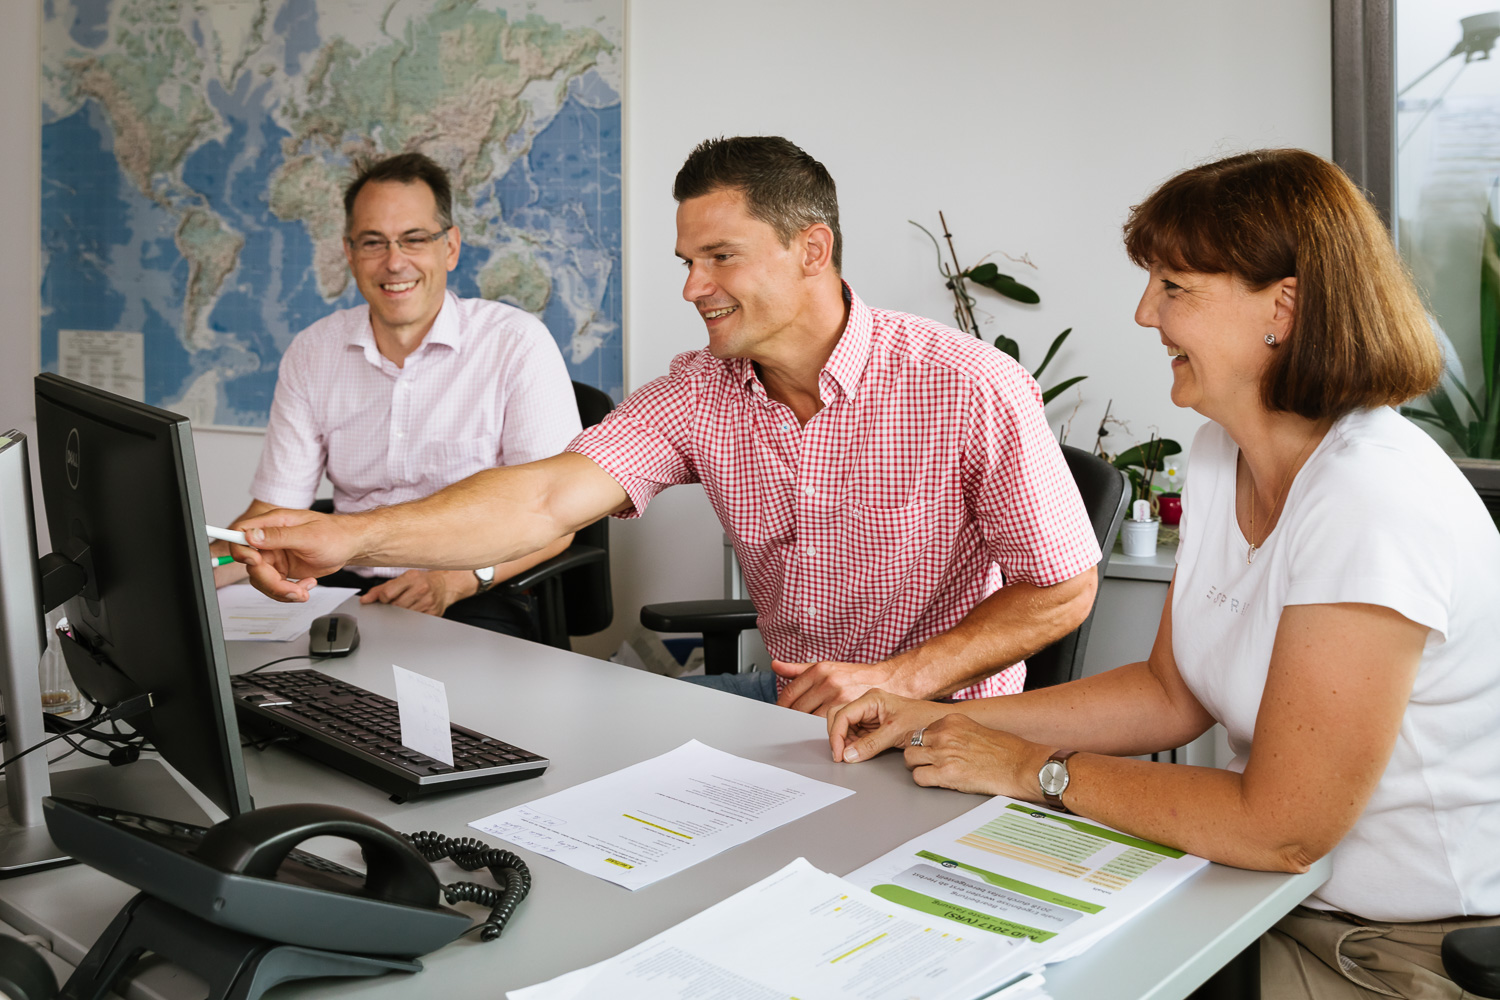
[41,0,623,428]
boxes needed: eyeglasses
[347,228,450,258]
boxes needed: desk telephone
[42,796,532,1000]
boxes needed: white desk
[0,602,1326,999]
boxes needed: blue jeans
[681,670,778,703]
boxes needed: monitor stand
[0,759,213,877]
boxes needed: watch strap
[1041,748,1079,813]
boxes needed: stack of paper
[471,740,854,890]
[216,583,359,642]
[844,795,1210,970]
[511,794,1207,999]
[509,858,1033,1000]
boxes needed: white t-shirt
[1173,407,1500,921]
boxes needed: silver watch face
[1039,759,1069,797]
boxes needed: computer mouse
[309,613,359,657]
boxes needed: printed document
[216,582,358,642]
[845,795,1209,967]
[506,858,1027,1000]
[470,740,854,889]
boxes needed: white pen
[205,525,249,546]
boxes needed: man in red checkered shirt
[239,136,1102,717]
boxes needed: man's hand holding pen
[230,508,362,603]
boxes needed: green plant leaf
[1110,439,1182,470]
[1399,407,1446,428]
[1479,218,1500,456]
[1426,382,1478,455]
[1451,375,1484,423]
[963,263,1040,304]
[1032,328,1073,379]
[1040,375,1087,405]
[993,334,1020,361]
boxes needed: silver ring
[909,728,926,747]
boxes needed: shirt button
[395,430,405,438]
[806,546,816,557]
[807,606,817,617]
[804,486,815,496]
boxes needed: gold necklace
[1246,429,1320,565]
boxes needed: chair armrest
[1443,925,1500,998]
[496,545,606,595]
[640,600,757,635]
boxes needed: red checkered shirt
[568,287,1100,698]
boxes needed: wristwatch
[472,566,497,594]
[1038,749,1079,813]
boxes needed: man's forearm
[884,567,1098,699]
[352,453,626,571]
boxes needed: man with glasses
[214,152,580,639]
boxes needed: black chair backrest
[560,381,616,636]
[1022,445,1131,691]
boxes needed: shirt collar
[735,282,871,402]
[346,290,461,368]
[821,282,871,400]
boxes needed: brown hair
[674,136,842,272]
[1123,149,1441,419]
[344,152,454,233]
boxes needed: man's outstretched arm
[774,565,1098,715]
[235,452,629,601]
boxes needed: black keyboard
[231,669,548,802]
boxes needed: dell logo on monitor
[65,428,81,489]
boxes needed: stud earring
[1264,334,1277,346]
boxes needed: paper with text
[392,664,454,766]
[844,796,1209,968]
[471,740,854,889]
[216,583,359,642]
[507,858,1026,1000]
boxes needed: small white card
[392,664,454,766]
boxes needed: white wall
[1,0,1332,659]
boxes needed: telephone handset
[195,801,442,911]
[44,797,469,956]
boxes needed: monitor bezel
[33,373,252,818]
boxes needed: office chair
[496,381,615,649]
[639,444,1131,681]
[1021,445,1130,691]
[1444,926,1500,998]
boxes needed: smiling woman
[829,149,1500,1000]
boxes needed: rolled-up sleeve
[963,362,1101,586]
[249,339,327,510]
[566,361,700,518]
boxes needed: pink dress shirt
[251,292,581,578]
[568,287,1100,698]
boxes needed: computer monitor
[0,375,254,873]
[32,373,253,817]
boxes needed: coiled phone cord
[404,831,532,941]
